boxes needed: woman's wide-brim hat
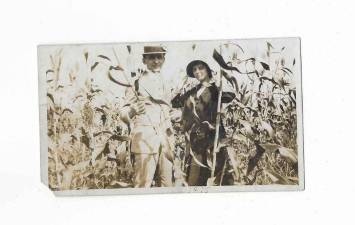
[143,46,166,55]
[186,60,212,78]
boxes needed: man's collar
[148,69,161,74]
[143,69,161,75]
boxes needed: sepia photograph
[3,0,355,224]
[38,38,304,195]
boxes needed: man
[120,46,176,188]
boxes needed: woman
[172,60,235,186]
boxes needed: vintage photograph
[38,38,304,195]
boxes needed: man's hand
[128,96,146,118]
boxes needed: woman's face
[192,63,209,82]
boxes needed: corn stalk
[209,46,224,185]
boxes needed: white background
[0,0,354,224]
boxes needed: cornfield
[43,40,300,190]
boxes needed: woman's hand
[201,121,215,130]
[170,109,182,123]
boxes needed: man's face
[143,54,165,72]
